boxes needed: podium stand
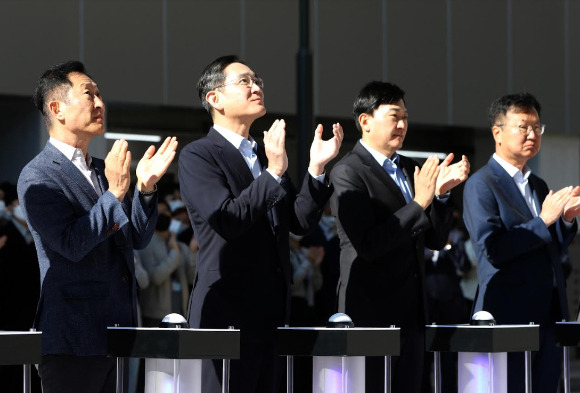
[425,324,539,393]
[555,321,580,393]
[0,330,42,393]
[278,327,400,393]
[107,327,240,393]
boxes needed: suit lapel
[44,143,101,203]
[208,128,255,191]
[353,142,408,206]
[92,158,108,196]
[488,158,534,220]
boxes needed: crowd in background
[0,178,485,393]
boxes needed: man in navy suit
[463,93,580,392]
[17,61,178,393]
[330,81,470,393]
[178,55,343,393]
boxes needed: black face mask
[156,214,171,231]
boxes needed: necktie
[383,158,412,203]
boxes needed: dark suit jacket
[330,142,453,329]
[178,128,332,330]
[17,142,157,356]
[463,156,575,324]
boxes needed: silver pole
[563,346,570,393]
[433,351,441,393]
[384,355,391,393]
[524,350,532,393]
[286,355,294,393]
[116,357,124,393]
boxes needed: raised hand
[136,136,178,192]
[264,119,288,177]
[413,155,441,210]
[540,186,577,226]
[105,139,131,202]
[436,153,470,195]
[562,186,580,222]
[308,123,344,176]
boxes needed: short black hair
[197,55,244,115]
[33,61,88,130]
[353,81,406,132]
[488,93,541,128]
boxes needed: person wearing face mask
[137,204,196,327]
[0,186,41,392]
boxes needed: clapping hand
[436,153,470,195]
[136,137,178,192]
[308,123,344,176]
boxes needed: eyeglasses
[496,123,546,136]
[215,75,264,90]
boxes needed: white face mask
[169,219,186,234]
[0,200,10,221]
[12,204,27,223]
[320,215,336,228]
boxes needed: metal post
[384,355,391,393]
[433,351,441,393]
[524,350,532,393]
[286,355,294,393]
[222,326,235,393]
[116,357,124,393]
[173,359,179,393]
[297,0,313,179]
[563,346,570,393]
[23,363,31,393]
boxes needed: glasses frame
[214,75,264,91]
[495,123,546,137]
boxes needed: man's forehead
[378,101,407,112]
[505,107,539,119]
[224,62,255,77]
[68,72,97,87]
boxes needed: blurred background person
[138,201,195,327]
[0,182,41,392]
[299,202,341,325]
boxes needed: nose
[94,95,105,109]
[251,82,263,94]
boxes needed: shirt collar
[493,153,531,183]
[49,137,93,167]
[213,124,257,156]
[359,139,400,170]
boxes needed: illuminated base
[458,352,507,393]
[313,356,365,393]
[144,358,202,393]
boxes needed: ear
[206,90,223,112]
[492,125,502,144]
[358,113,371,133]
[48,100,66,122]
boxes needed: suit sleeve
[18,168,136,262]
[286,172,333,236]
[463,174,556,268]
[129,189,158,250]
[179,143,287,240]
[330,161,441,262]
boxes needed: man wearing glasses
[463,93,580,392]
[178,55,343,393]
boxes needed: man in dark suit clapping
[178,55,343,393]
[330,81,469,393]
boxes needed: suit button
[122,275,129,283]
[107,222,120,235]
